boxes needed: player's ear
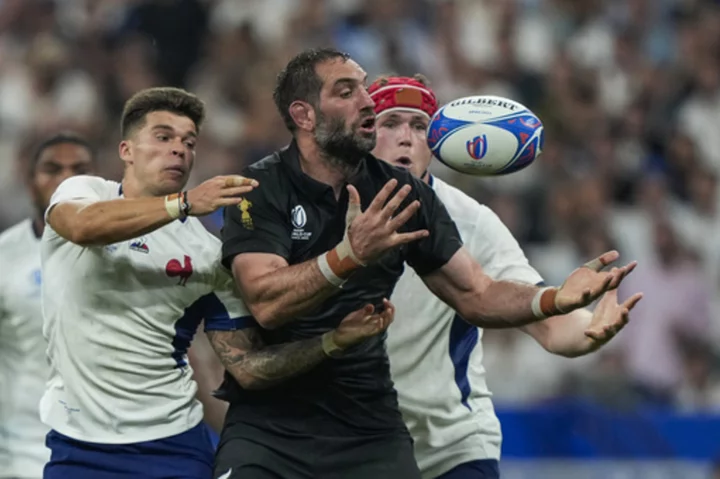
[119,140,133,165]
[289,101,315,132]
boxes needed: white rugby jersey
[387,176,543,479]
[0,219,50,478]
[40,175,251,444]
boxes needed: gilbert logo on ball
[427,95,544,176]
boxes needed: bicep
[231,252,288,300]
[421,246,491,317]
[46,201,93,242]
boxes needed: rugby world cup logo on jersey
[466,134,488,160]
[291,205,312,241]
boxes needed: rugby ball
[426,95,544,176]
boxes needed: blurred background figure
[1,0,720,478]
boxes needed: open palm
[582,288,643,352]
[555,250,638,313]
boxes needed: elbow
[66,218,106,246]
[246,302,283,330]
[234,372,271,390]
[68,226,98,246]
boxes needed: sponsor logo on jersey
[129,237,149,253]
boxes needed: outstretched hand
[582,284,643,352]
[555,250,637,313]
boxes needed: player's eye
[413,122,428,131]
[157,134,169,141]
[382,121,397,129]
[184,140,196,149]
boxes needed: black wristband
[181,191,192,217]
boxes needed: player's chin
[354,132,376,152]
[157,174,189,195]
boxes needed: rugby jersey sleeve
[470,205,544,285]
[44,175,109,222]
[203,269,258,332]
[405,177,464,276]
[221,174,291,269]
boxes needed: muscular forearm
[525,309,595,358]
[460,279,542,328]
[50,197,174,246]
[237,257,342,329]
[208,330,328,390]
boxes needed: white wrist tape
[317,252,347,288]
[531,286,563,319]
[164,194,182,220]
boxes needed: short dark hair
[30,132,95,178]
[273,48,351,132]
[120,87,205,138]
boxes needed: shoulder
[431,177,485,221]
[60,175,118,192]
[0,218,32,250]
[54,175,120,201]
[243,151,282,175]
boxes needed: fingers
[622,292,643,311]
[583,250,620,272]
[392,229,430,247]
[223,186,256,197]
[368,179,398,213]
[387,200,422,232]
[223,175,259,188]
[381,185,412,220]
[347,185,362,207]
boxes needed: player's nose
[359,87,375,110]
[398,124,413,146]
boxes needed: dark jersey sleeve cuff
[221,239,290,269]
[412,237,463,277]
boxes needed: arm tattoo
[206,329,327,390]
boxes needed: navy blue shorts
[44,422,217,479]
[436,459,500,479]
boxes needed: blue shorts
[436,459,500,479]
[44,422,217,479]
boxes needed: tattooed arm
[206,327,327,390]
[206,300,396,390]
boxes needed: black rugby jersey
[219,140,463,437]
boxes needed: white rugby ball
[426,95,544,176]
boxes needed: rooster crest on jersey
[165,255,193,286]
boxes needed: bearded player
[368,75,644,479]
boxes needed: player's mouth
[164,166,186,178]
[359,116,376,134]
[394,156,413,169]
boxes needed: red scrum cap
[368,76,439,119]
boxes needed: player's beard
[314,109,376,174]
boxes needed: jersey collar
[280,139,372,202]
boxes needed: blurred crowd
[1,0,720,414]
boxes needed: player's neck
[120,176,159,199]
[296,135,358,198]
[31,216,44,238]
